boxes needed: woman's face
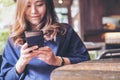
[25,0,46,26]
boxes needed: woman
[0,0,90,80]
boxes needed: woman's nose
[31,5,37,14]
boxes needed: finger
[24,46,38,53]
[37,46,53,55]
[21,43,28,50]
[21,53,36,62]
[38,46,51,51]
[37,53,46,60]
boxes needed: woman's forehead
[28,0,45,3]
[28,0,45,2]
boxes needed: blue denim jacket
[0,23,90,80]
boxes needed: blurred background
[0,0,120,59]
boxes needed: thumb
[21,43,28,50]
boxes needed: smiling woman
[0,0,90,80]
[25,0,46,30]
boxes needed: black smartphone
[25,31,44,47]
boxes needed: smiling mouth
[31,17,40,20]
[30,15,40,18]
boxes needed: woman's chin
[31,22,40,26]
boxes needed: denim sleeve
[61,25,90,64]
[4,67,20,80]
[68,29,90,64]
[0,37,25,80]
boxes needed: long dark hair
[10,0,63,45]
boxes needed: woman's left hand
[33,46,59,65]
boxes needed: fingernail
[35,46,38,48]
[46,46,49,48]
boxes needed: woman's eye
[27,5,31,8]
[36,3,44,7]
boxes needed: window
[55,7,68,23]
[0,0,15,54]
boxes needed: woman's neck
[31,24,40,31]
[31,26,37,31]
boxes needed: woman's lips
[30,16,40,19]
[31,17,39,20]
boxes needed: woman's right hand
[15,43,38,74]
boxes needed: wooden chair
[98,48,120,59]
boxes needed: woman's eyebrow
[35,0,44,2]
[27,0,44,4]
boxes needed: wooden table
[51,58,120,80]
